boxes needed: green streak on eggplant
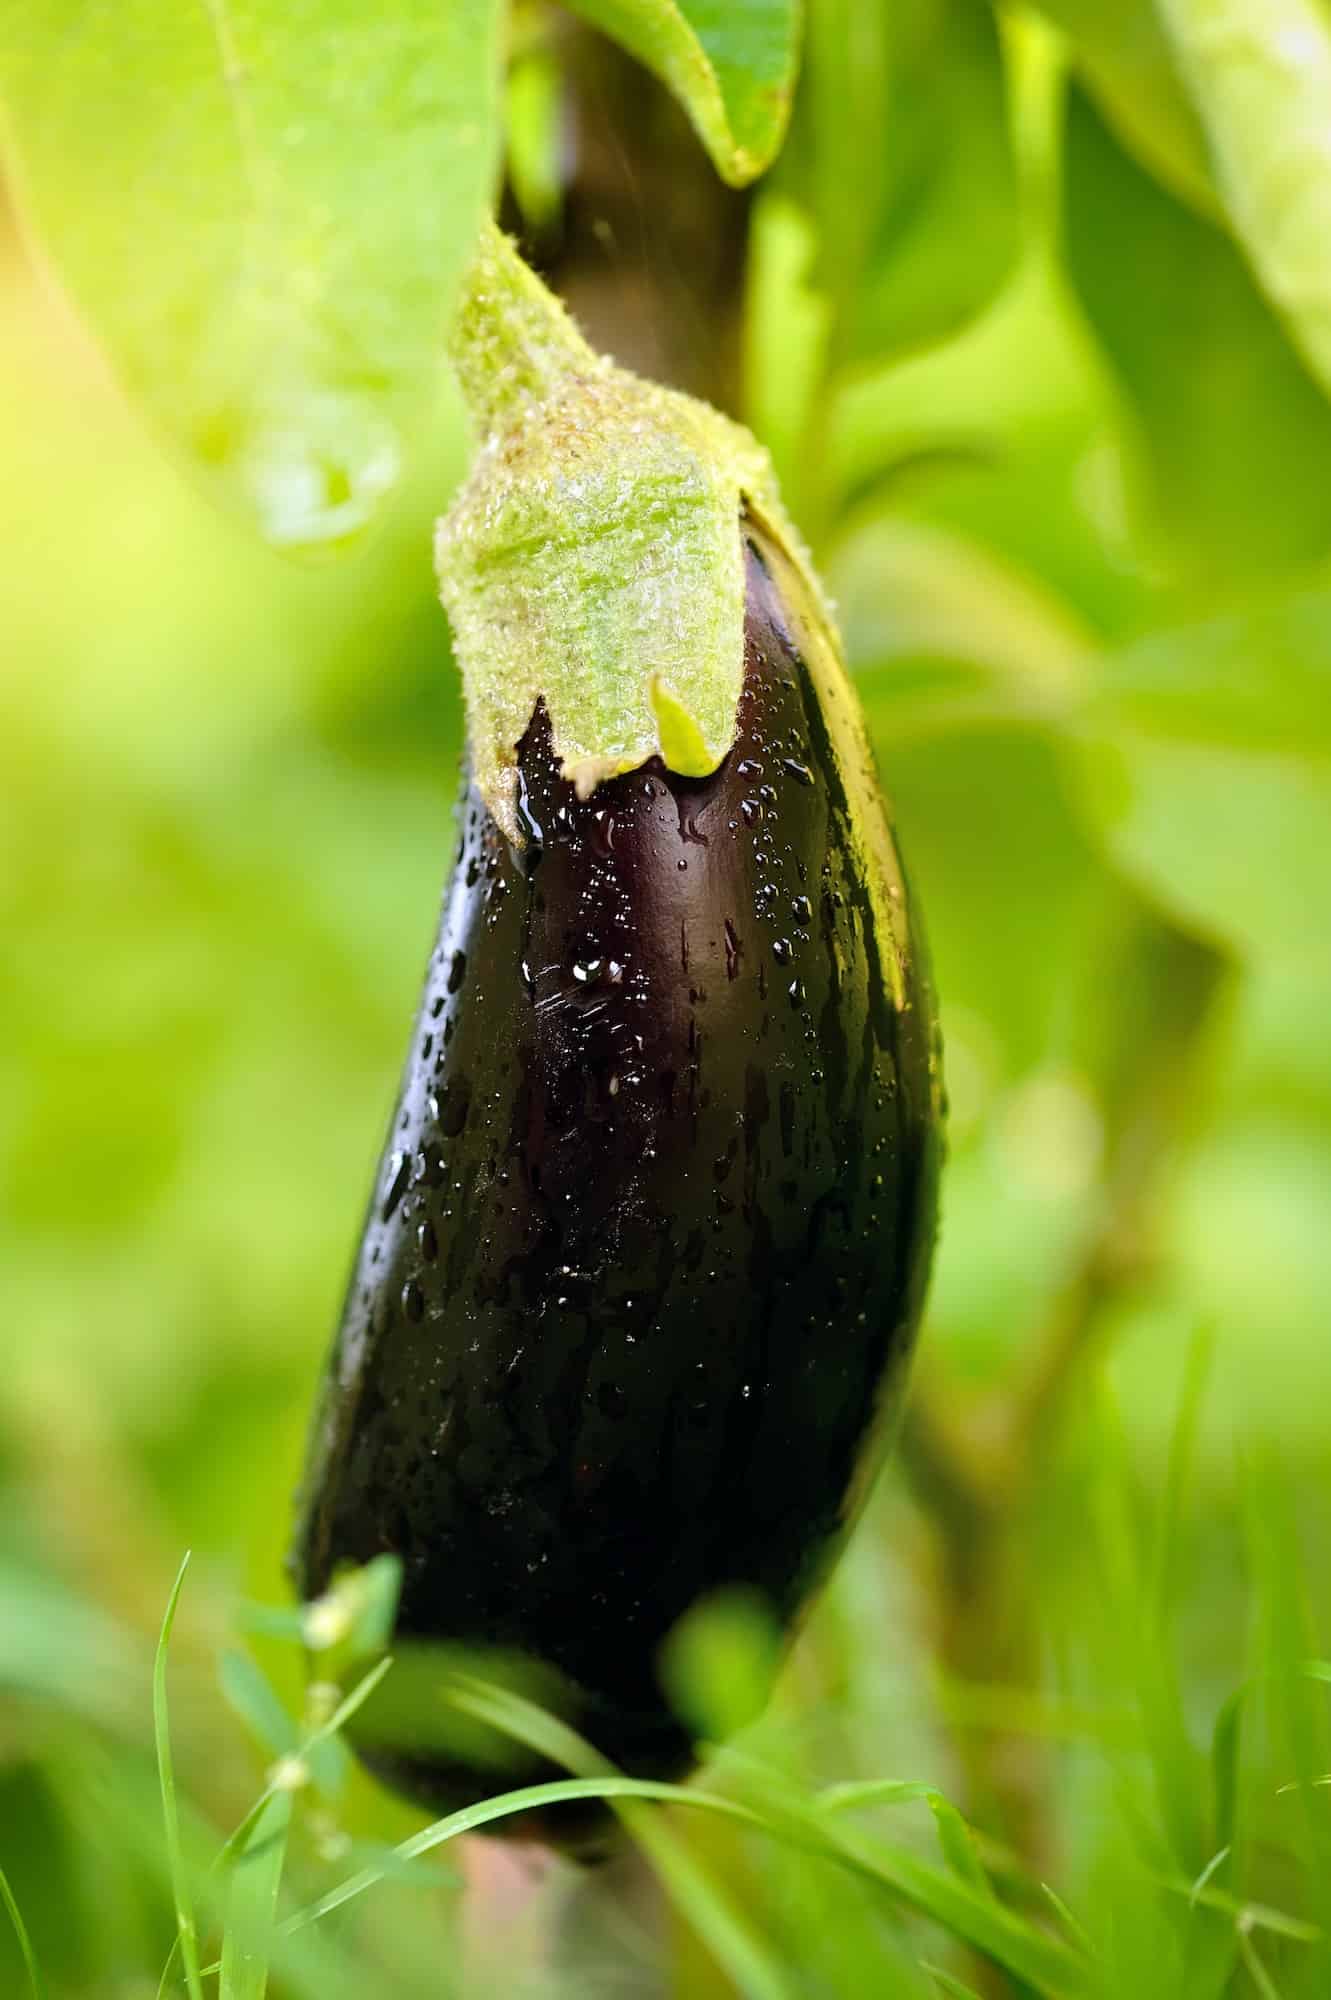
[292,512,942,1841]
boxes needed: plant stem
[520,18,752,412]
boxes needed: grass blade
[1236,1925,1283,2000]
[219,1793,292,2000]
[1150,1323,1215,1619]
[1041,1882,1093,1955]
[154,1552,204,2000]
[444,1681,1091,1997]
[0,1862,46,2000]
[443,1679,795,2000]
[921,1964,986,2000]
[275,1757,1092,1998]
[806,1815,1093,1995]
[1210,1685,1244,1874]
[817,1778,993,1901]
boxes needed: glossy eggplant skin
[293,516,941,1820]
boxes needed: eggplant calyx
[437,221,826,844]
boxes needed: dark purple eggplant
[293,512,941,1830]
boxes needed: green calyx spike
[436,220,825,845]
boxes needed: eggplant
[292,512,941,1828]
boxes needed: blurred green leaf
[302,1554,401,1664]
[788,0,1017,368]
[505,43,564,237]
[830,515,1092,740]
[742,192,831,505]
[819,1779,994,1901]
[1069,586,1331,973]
[0,1560,143,1724]
[1062,85,1331,586]
[821,247,1145,639]
[219,1651,298,1762]
[660,1589,782,1743]
[344,1642,567,1773]
[1158,0,1331,399]
[563,0,799,185]
[0,0,502,548]
[1034,0,1214,208]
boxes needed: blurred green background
[3,3,1331,1995]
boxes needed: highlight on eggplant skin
[292,513,942,1830]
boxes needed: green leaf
[1034,0,1214,208]
[788,0,1017,366]
[301,1553,401,1662]
[1068,587,1331,974]
[659,1588,782,1744]
[742,192,831,506]
[1158,0,1331,399]
[562,0,799,185]
[828,515,1093,741]
[219,1650,298,1760]
[219,1794,291,2000]
[505,42,564,238]
[0,0,503,548]
[1062,84,1331,585]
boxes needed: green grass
[6,1350,1330,1999]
